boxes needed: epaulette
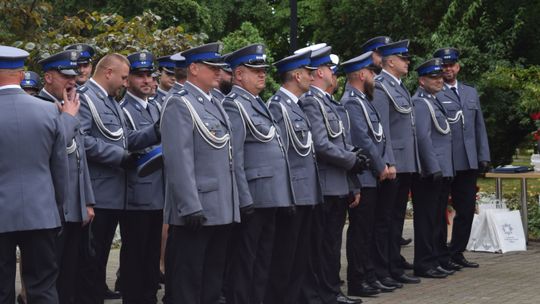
[173,89,188,96]
[77,86,88,93]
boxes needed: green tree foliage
[7,10,203,72]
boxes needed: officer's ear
[418,76,426,88]
[44,71,54,85]
[454,63,461,73]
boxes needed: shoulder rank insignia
[174,89,188,96]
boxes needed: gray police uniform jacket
[211,88,226,103]
[268,88,323,206]
[161,81,239,225]
[154,87,168,108]
[342,85,393,188]
[77,79,160,210]
[300,85,357,196]
[121,93,165,210]
[372,71,420,174]
[413,88,454,178]
[160,82,183,114]
[223,85,294,208]
[38,90,95,222]
[435,82,490,171]
[0,87,68,233]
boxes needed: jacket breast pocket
[326,111,341,130]
[467,101,478,110]
[369,112,380,124]
[250,115,272,134]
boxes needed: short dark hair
[174,67,187,81]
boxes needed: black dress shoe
[402,259,414,270]
[370,280,396,292]
[337,293,362,304]
[393,273,421,284]
[451,256,479,268]
[436,266,456,275]
[104,287,122,300]
[400,237,412,246]
[442,260,463,271]
[414,269,448,279]
[379,277,403,288]
[348,282,380,297]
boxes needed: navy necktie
[451,87,461,102]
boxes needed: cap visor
[244,63,270,69]
[59,69,79,76]
[162,67,175,74]
[202,60,228,67]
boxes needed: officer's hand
[121,152,138,170]
[240,204,255,222]
[478,161,491,174]
[83,206,95,226]
[379,165,389,181]
[184,211,207,231]
[350,151,370,174]
[349,192,361,208]
[61,87,80,117]
[387,166,397,179]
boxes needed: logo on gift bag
[502,223,513,235]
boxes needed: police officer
[0,45,68,304]
[299,44,367,304]
[20,71,41,95]
[160,54,187,109]
[117,51,165,303]
[411,58,457,278]
[341,52,398,296]
[264,51,323,304]
[65,43,96,86]
[434,47,490,268]
[160,42,239,304]
[77,53,161,303]
[155,55,177,105]
[211,56,232,102]
[37,50,97,304]
[371,40,421,286]
[223,43,294,304]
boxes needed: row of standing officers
[0,34,490,304]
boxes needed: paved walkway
[15,219,540,303]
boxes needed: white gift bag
[467,198,526,253]
[467,211,501,253]
[487,210,526,253]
